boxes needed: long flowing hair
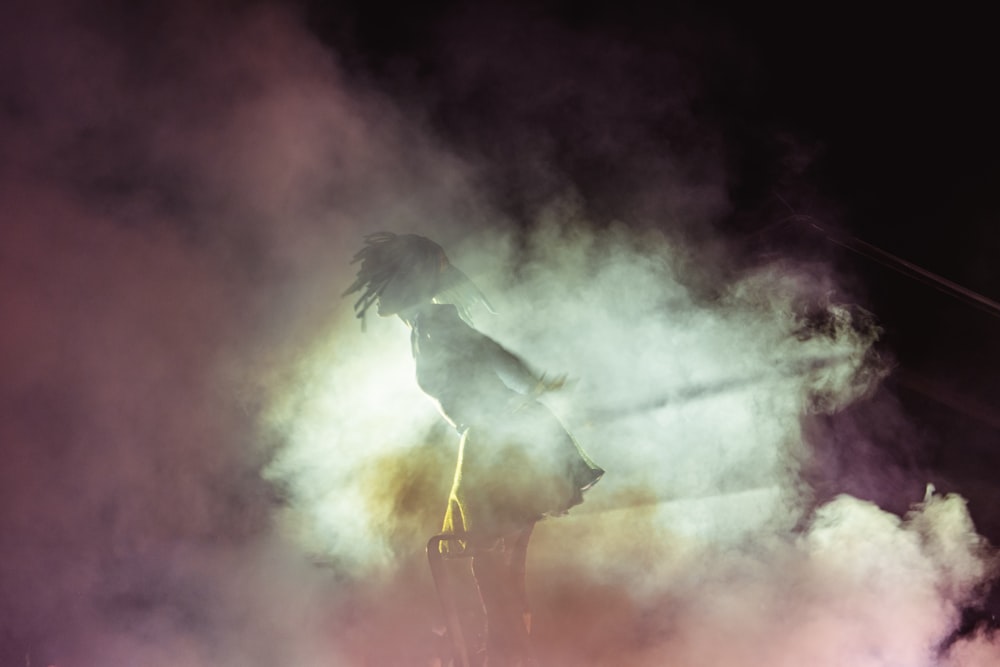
[343,232,493,326]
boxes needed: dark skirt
[441,399,604,542]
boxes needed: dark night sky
[310,0,1000,320]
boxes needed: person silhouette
[345,232,603,665]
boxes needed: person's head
[343,232,491,325]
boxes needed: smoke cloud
[1,1,996,666]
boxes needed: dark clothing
[411,304,604,540]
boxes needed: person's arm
[479,335,566,396]
[432,304,566,396]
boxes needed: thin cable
[769,195,1000,320]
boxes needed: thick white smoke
[525,492,997,666]
[1,1,997,666]
[266,213,998,665]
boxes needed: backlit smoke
[1,1,997,666]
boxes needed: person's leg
[508,523,535,635]
[472,538,535,665]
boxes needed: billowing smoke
[1,1,997,666]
